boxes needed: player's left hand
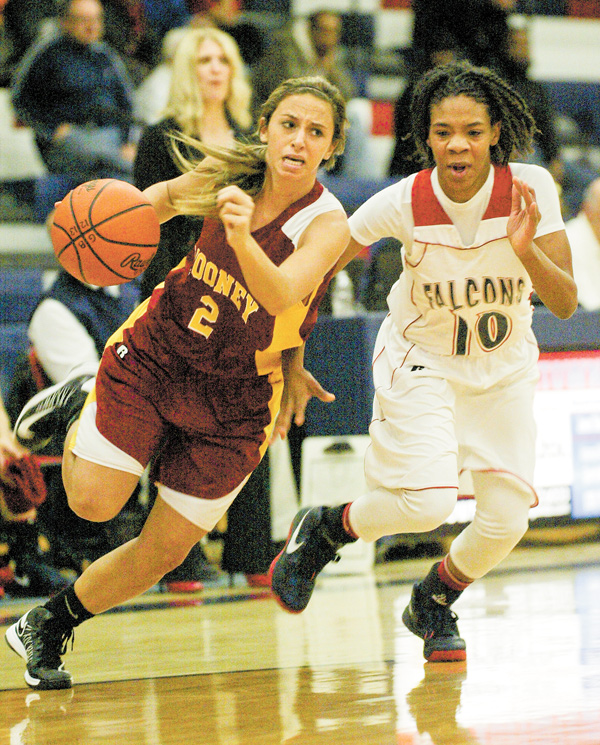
[507,176,541,258]
[216,185,255,250]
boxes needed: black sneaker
[402,583,467,662]
[5,607,74,690]
[269,506,340,613]
[14,371,94,452]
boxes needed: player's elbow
[264,296,291,316]
[555,290,579,319]
[556,303,577,320]
[261,285,297,316]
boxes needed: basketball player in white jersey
[270,60,577,662]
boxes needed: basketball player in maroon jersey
[8,76,349,690]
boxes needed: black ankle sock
[322,504,358,545]
[420,562,464,607]
[44,584,95,631]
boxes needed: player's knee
[65,477,123,522]
[403,487,458,530]
[68,488,120,522]
[473,475,532,545]
[504,512,530,544]
[353,486,458,541]
[474,505,529,548]
[64,458,139,522]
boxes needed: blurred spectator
[141,0,192,48]
[187,0,266,68]
[0,392,26,472]
[497,17,598,218]
[252,10,357,114]
[4,262,141,580]
[393,13,596,218]
[101,0,156,85]
[251,10,372,178]
[497,19,562,175]
[1,382,70,597]
[566,178,600,310]
[0,0,158,86]
[0,0,57,86]
[134,27,188,126]
[10,0,138,184]
[389,41,463,178]
[411,0,516,74]
[134,25,253,301]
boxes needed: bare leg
[60,427,207,614]
[74,496,207,615]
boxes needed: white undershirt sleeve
[28,299,101,384]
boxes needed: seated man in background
[10,0,138,183]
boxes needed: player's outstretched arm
[143,157,221,223]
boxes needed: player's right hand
[272,367,335,441]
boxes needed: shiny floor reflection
[1,543,600,744]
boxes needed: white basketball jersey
[396,165,533,356]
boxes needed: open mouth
[450,164,468,174]
[283,156,305,166]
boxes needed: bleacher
[0,267,47,392]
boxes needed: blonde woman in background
[134,25,253,301]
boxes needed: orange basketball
[51,179,160,286]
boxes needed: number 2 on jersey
[189,296,219,338]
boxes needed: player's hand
[507,176,541,259]
[272,366,335,441]
[216,186,254,250]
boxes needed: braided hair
[410,60,537,168]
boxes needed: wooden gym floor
[1,538,600,745]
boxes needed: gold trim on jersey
[104,295,152,350]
